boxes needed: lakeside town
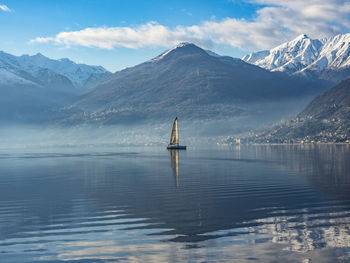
[226,116,350,145]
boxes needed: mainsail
[167,117,186,150]
[169,117,179,145]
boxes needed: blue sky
[1,0,349,71]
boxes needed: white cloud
[30,22,213,50]
[0,4,11,12]
[30,0,350,51]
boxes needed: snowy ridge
[19,53,109,88]
[0,50,110,92]
[205,49,221,57]
[242,33,350,75]
[150,42,194,62]
[149,42,222,63]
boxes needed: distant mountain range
[0,51,110,92]
[1,34,349,137]
[61,42,329,127]
[238,78,350,144]
[243,33,350,83]
[0,51,110,123]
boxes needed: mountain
[18,53,111,91]
[300,78,350,119]
[240,78,350,144]
[243,33,350,83]
[0,50,111,123]
[0,51,111,93]
[61,42,330,128]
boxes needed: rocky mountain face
[62,43,329,127]
[243,34,350,83]
[0,50,110,123]
[240,78,350,144]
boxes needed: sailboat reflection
[170,149,179,187]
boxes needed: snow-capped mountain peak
[0,50,111,92]
[243,33,323,72]
[175,42,192,47]
[242,33,350,81]
[295,34,308,40]
[150,42,206,62]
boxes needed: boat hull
[167,145,187,150]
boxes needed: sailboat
[167,117,187,150]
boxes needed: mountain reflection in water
[0,145,349,262]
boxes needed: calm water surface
[0,145,349,262]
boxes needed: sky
[1,0,349,72]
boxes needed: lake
[0,145,349,262]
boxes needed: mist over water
[0,122,221,149]
[0,99,311,150]
[0,144,349,262]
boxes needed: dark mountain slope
[65,43,330,125]
[300,78,350,119]
[241,78,350,143]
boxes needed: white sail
[170,117,179,145]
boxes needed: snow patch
[150,42,195,62]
